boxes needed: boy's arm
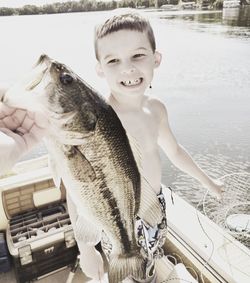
[157,102,223,199]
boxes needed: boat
[180,0,197,9]
[0,156,249,282]
[223,0,241,8]
[200,0,212,10]
[160,4,179,11]
[163,187,250,283]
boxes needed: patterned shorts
[135,190,168,261]
[101,189,168,280]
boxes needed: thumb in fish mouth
[3,57,48,110]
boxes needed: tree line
[0,0,173,16]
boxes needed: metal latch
[64,230,76,248]
[18,245,32,265]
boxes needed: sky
[0,1,70,8]
[0,0,112,8]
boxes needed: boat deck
[0,157,249,283]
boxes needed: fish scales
[56,81,146,282]
[75,104,141,252]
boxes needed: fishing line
[195,191,214,283]
[159,193,212,283]
[203,172,250,252]
[161,174,228,283]
[195,172,250,282]
[194,174,236,282]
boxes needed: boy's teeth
[123,78,141,86]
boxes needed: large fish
[4,55,163,282]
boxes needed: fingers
[0,112,47,154]
[0,102,16,118]
[0,129,17,147]
[0,128,24,146]
[213,185,225,201]
[0,124,44,153]
[22,111,35,130]
[0,103,48,132]
[14,113,48,141]
[0,128,27,157]
[22,125,47,151]
[0,106,26,130]
[0,102,48,156]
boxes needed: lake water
[1,7,250,208]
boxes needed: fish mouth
[121,78,143,87]
[23,54,52,92]
[25,66,48,91]
[2,54,52,110]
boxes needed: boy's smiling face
[96,30,161,100]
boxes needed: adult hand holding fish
[0,87,49,175]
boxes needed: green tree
[19,5,40,15]
[0,7,15,16]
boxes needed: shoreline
[0,6,225,18]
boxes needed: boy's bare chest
[117,110,159,149]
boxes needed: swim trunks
[101,189,168,282]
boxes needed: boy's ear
[95,63,105,78]
[154,51,162,68]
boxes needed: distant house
[179,0,197,9]
[223,0,241,8]
[160,4,179,10]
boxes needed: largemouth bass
[4,55,163,282]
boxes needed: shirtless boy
[94,12,223,204]
[68,11,223,282]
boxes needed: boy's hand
[0,102,48,167]
[204,179,224,200]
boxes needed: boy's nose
[121,63,136,75]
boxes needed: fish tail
[108,253,149,283]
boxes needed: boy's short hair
[94,11,156,60]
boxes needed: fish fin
[66,146,96,182]
[58,131,88,145]
[155,256,174,282]
[67,193,101,245]
[48,155,62,188]
[75,214,102,245]
[50,111,92,145]
[126,133,142,170]
[108,254,148,283]
[126,133,162,227]
[137,177,163,227]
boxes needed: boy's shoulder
[144,95,168,123]
[144,95,168,114]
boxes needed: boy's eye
[107,59,119,64]
[133,54,145,59]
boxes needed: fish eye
[60,73,73,85]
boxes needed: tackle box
[0,167,78,283]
